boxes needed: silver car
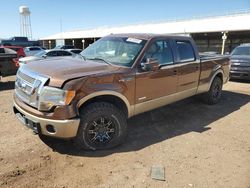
[24,46,45,56]
[19,49,76,67]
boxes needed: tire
[74,102,127,150]
[203,76,223,105]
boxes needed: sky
[1,0,250,39]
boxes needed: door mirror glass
[141,58,159,71]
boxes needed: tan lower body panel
[133,88,197,116]
[14,102,80,138]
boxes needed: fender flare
[76,90,133,117]
[208,69,224,90]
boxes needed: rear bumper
[13,101,80,138]
[230,71,250,80]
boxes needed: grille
[17,70,36,85]
[15,67,48,109]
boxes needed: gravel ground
[0,75,249,188]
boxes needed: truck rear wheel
[74,102,127,150]
[203,76,223,105]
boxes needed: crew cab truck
[0,37,39,47]
[13,34,230,150]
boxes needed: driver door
[134,39,178,114]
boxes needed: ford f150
[13,34,230,150]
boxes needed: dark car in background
[230,44,250,80]
[0,47,18,79]
[0,36,39,47]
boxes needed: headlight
[38,86,75,111]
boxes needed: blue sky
[1,0,250,39]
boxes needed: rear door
[173,39,200,93]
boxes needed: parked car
[0,47,18,79]
[2,46,26,58]
[230,44,250,80]
[54,45,75,49]
[24,46,45,57]
[0,36,39,47]
[66,49,82,54]
[18,49,76,66]
[13,34,230,150]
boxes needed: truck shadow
[40,90,250,157]
[0,81,15,91]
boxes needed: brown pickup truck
[13,34,230,150]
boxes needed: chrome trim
[15,66,49,108]
[119,77,134,82]
[138,96,147,101]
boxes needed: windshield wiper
[87,57,111,65]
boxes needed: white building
[40,12,250,52]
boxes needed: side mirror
[42,54,47,58]
[141,58,160,71]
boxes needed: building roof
[41,12,250,40]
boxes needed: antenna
[19,6,32,39]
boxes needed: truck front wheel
[74,102,127,150]
[203,76,223,105]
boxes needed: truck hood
[25,57,121,87]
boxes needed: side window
[46,51,58,57]
[30,47,40,51]
[144,40,173,65]
[176,41,195,62]
[60,51,72,56]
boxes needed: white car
[24,46,45,56]
[18,49,76,67]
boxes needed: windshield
[34,50,46,57]
[80,36,146,67]
[231,46,250,56]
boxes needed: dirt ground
[0,75,249,188]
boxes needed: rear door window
[176,41,195,62]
